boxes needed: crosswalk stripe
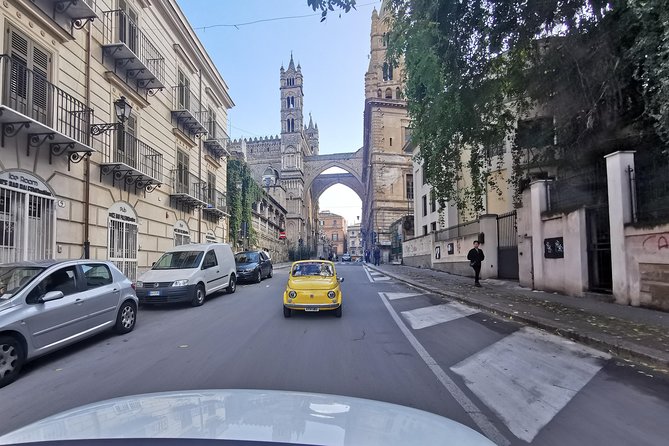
[401,302,479,330]
[385,292,424,300]
[450,327,610,442]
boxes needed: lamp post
[90,96,133,135]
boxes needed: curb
[366,265,669,374]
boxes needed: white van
[135,243,236,307]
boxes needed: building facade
[361,3,414,263]
[0,0,233,280]
[250,193,288,262]
[346,224,362,259]
[318,211,346,258]
[228,55,320,258]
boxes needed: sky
[176,0,381,226]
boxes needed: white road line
[385,292,424,301]
[450,327,610,443]
[363,267,375,283]
[401,302,480,330]
[374,276,391,281]
[378,292,510,446]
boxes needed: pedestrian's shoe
[475,282,482,287]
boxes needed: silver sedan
[0,260,138,388]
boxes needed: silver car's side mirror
[338,277,344,282]
[40,290,64,303]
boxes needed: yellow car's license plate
[304,307,320,312]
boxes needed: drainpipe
[198,68,203,243]
[83,20,92,259]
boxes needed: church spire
[308,113,313,129]
[288,52,295,71]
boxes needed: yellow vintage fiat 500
[283,260,343,318]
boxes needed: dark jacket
[467,247,485,266]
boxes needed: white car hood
[0,389,494,445]
[138,268,197,283]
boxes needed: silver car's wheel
[114,301,137,334]
[191,284,205,307]
[0,336,25,388]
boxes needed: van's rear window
[153,251,204,269]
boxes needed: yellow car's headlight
[327,290,336,299]
[288,290,297,298]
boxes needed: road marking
[401,302,480,330]
[385,292,424,301]
[450,327,610,443]
[378,292,510,446]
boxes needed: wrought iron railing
[629,161,669,224]
[101,9,165,85]
[434,220,480,241]
[172,85,203,117]
[100,129,163,182]
[205,118,229,142]
[546,167,608,213]
[205,188,227,212]
[171,169,207,202]
[0,54,92,144]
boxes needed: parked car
[283,260,343,318]
[341,253,352,262]
[0,260,138,388]
[235,250,273,283]
[135,243,236,307]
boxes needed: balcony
[170,169,208,208]
[171,86,207,137]
[203,118,229,160]
[202,189,228,219]
[99,129,163,193]
[31,0,98,34]
[0,55,93,168]
[101,10,165,95]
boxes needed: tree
[384,0,668,215]
[227,159,264,248]
[307,0,357,21]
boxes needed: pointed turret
[288,52,295,71]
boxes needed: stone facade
[361,3,414,263]
[317,211,346,259]
[0,0,233,280]
[228,54,320,257]
[346,224,362,259]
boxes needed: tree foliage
[227,159,264,247]
[307,0,357,21]
[382,0,669,215]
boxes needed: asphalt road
[1,263,668,445]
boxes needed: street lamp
[90,96,133,135]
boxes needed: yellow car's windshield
[292,262,334,277]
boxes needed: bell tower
[280,53,304,135]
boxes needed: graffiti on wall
[641,234,669,253]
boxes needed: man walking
[373,246,381,266]
[467,240,485,287]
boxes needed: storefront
[108,202,138,281]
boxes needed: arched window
[286,118,295,132]
[382,62,389,81]
[385,88,392,99]
[287,77,295,86]
[286,96,294,108]
[388,63,394,80]
[396,87,402,99]
[262,167,279,187]
[377,89,382,98]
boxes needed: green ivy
[227,159,264,247]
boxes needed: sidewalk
[366,262,669,373]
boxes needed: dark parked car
[341,253,352,262]
[235,251,273,283]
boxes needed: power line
[193,1,380,31]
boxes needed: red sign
[279,231,286,240]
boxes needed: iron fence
[172,85,203,117]
[0,54,92,144]
[629,161,669,224]
[546,167,608,213]
[434,220,480,241]
[497,210,518,248]
[101,9,165,85]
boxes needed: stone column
[478,214,499,279]
[604,151,635,305]
[530,180,549,290]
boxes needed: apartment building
[0,0,233,280]
[318,211,346,258]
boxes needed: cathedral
[228,54,320,255]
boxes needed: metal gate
[108,217,138,282]
[497,210,519,280]
[586,206,612,292]
[0,184,55,263]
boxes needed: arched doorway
[0,170,56,262]
[108,201,138,281]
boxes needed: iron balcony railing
[204,118,229,158]
[171,85,207,134]
[204,188,227,213]
[101,129,163,182]
[0,54,92,144]
[101,9,165,86]
[170,169,207,203]
[546,167,608,213]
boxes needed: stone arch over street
[304,149,365,205]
